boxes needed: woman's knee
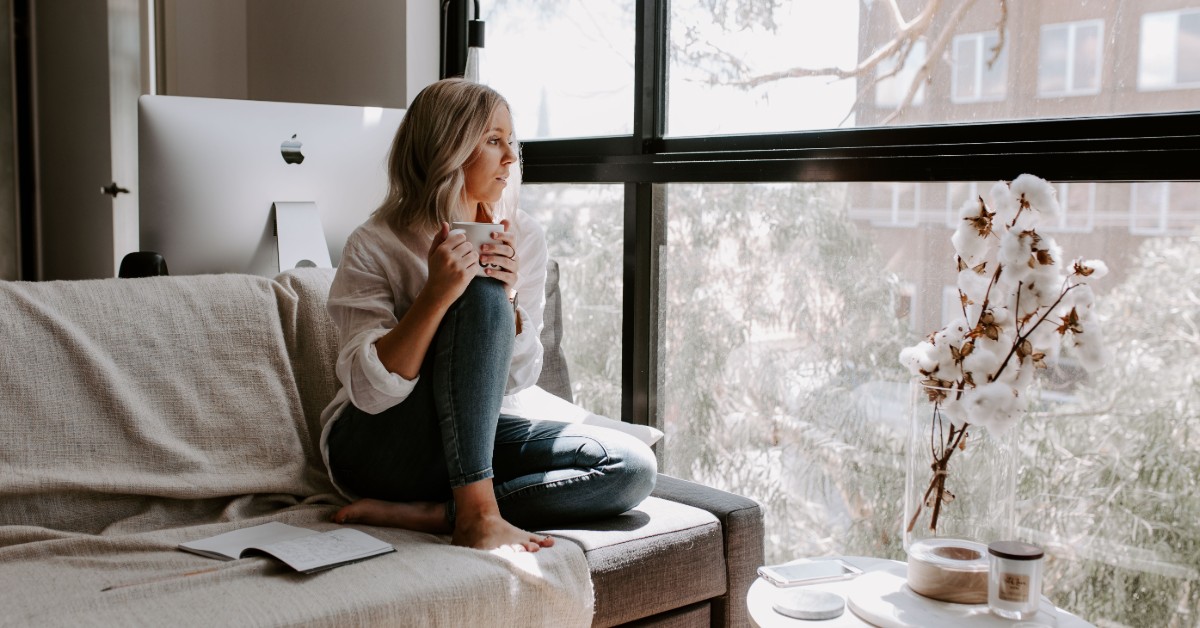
[597,431,658,513]
[452,277,512,323]
[436,277,514,367]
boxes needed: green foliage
[656,183,913,563]
[523,185,625,418]
[1021,236,1200,626]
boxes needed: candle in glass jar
[987,540,1044,620]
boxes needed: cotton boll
[984,388,1028,436]
[929,340,958,377]
[942,396,968,427]
[1026,323,1061,356]
[952,224,989,265]
[899,343,938,376]
[999,230,1033,284]
[961,340,1003,383]
[1007,282,1042,321]
[1069,284,1096,310]
[1034,236,1063,273]
[989,181,1018,225]
[961,382,1015,428]
[1085,259,1108,278]
[900,339,955,377]
[1072,258,1109,280]
[1028,273,1065,309]
[1011,174,1061,220]
[960,382,1025,434]
[989,307,1012,327]
[958,267,991,304]
[965,301,984,324]
[936,317,972,343]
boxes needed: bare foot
[332,498,451,535]
[452,513,555,552]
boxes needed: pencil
[101,566,221,592]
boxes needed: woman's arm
[374,223,476,379]
[328,223,476,414]
[504,213,548,394]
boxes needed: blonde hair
[375,78,520,233]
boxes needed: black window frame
[445,0,1200,431]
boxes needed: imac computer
[138,95,406,276]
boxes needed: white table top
[747,556,1095,628]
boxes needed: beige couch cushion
[0,275,322,534]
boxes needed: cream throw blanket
[0,271,592,627]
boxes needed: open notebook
[179,522,394,574]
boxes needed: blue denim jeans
[327,277,657,529]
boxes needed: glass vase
[902,382,1018,550]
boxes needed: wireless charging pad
[772,589,846,620]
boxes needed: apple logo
[280,134,304,164]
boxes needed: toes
[538,535,555,547]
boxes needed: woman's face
[462,105,516,214]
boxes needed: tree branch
[880,0,977,125]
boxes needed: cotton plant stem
[906,416,972,535]
[992,282,1079,382]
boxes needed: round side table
[747,556,1095,628]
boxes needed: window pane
[981,32,1007,100]
[874,40,926,108]
[667,2,1200,135]
[481,0,634,139]
[1039,25,1070,95]
[660,181,1200,625]
[952,36,979,101]
[1130,182,1168,233]
[1180,11,1200,84]
[1073,23,1102,92]
[1138,12,1177,89]
[520,184,624,417]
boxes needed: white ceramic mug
[450,221,502,277]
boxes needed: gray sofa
[0,263,763,627]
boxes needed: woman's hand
[480,219,520,296]
[424,222,477,308]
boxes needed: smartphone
[757,559,862,587]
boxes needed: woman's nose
[502,143,516,165]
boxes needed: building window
[1042,182,1096,233]
[952,31,1008,103]
[1130,181,1200,235]
[1039,20,1104,97]
[1138,9,1200,91]
[853,182,922,227]
[875,39,927,108]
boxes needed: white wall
[160,0,438,107]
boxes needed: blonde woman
[318,78,656,552]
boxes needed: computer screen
[138,95,405,276]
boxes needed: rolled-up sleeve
[506,212,547,394]
[327,237,419,415]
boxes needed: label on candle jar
[998,572,1030,602]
